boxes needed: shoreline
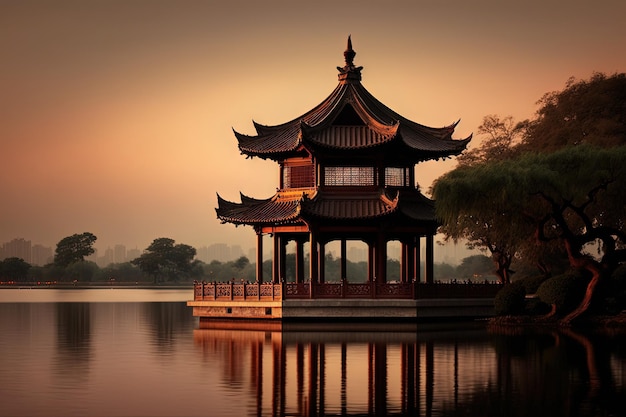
[0,284,193,290]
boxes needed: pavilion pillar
[272,234,280,284]
[279,236,287,282]
[367,243,375,283]
[401,242,408,283]
[256,232,264,283]
[319,242,326,283]
[309,231,319,284]
[340,239,347,280]
[295,239,305,284]
[425,234,434,284]
[376,233,387,283]
[414,237,421,283]
[405,238,415,283]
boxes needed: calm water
[0,289,625,417]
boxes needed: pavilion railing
[193,281,502,301]
[194,281,282,301]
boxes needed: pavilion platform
[187,281,500,322]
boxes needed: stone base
[187,298,495,321]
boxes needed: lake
[0,289,624,417]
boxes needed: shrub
[535,270,589,315]
[494,281,526,316]
[514,275,547,295]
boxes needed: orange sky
[2,0,626,253]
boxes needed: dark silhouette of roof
[217,37,470,228]
[233,36,471,160]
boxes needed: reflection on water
[0,292,625,417]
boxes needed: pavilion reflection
[193,321,495,417]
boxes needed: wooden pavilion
[189,38,499,320]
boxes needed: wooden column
[376,233,387,283]
[256,232,264,283]
[425,234,434,284]
[272,234,280,284]
[414,237,421,283]
[279,236,286,282]
[368,242,375,282]
[319,241,326,283]
[309,231,318,284]
[401,242,408,283]
[340,239,347,280]
[295,239,304,284]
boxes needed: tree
[435,145,626,322]
[0,257,31,281]
[432,162,530,283]
[54,232,97,267]
[131,238,197,283]
[456,115,525,166]
[437,73,626,284]
[456,255,495,281]
[520,72,626,153]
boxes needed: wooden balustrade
[194,281,282,301]
[193,281,502,301]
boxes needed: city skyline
[2,1,626,252]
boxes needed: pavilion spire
[344,35,356,66]
[337,35,363,84]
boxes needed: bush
[535,270,589,315]
[494,281,526,316]
[514,275,547,295]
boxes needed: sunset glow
[2,1,625,253]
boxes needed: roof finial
[344,35,356,67]
[337,35,363,84]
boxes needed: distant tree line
[0,232,496,285]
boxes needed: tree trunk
[560,239,604,325]
[492,251,512,284]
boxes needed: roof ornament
[337,35,363,83]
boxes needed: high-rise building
[1,238,32,263]
[31,244,53,266]
[113,244,126,264]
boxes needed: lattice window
[324,166,375,186]
[283,164,315,188]
[385,167,410,187]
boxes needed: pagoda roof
[216,188,437,226]
[234,37,471,160]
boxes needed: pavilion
[189,38,499,321]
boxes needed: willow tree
[432,162,531,284]
[433,144,626,322]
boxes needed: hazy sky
[2,0,626,253]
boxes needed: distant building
[31,244,53,266]
[113,244,126,263]
[127,248,141,262]
[1,238,32,263]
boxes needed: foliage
[432,161,534,283]
[54,232,97,267]
[131,238,198,283]
[457,115,525,166]
[0,257,31,281]
[514,275,547,295]
[520,72,626,152]
[456,255,495,280]
[63,261,99,282]
[494,281,526,316]
[535,270,590,315]
[99,262,145,283]
[203,258,257,282]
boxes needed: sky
[2,0,626,254]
